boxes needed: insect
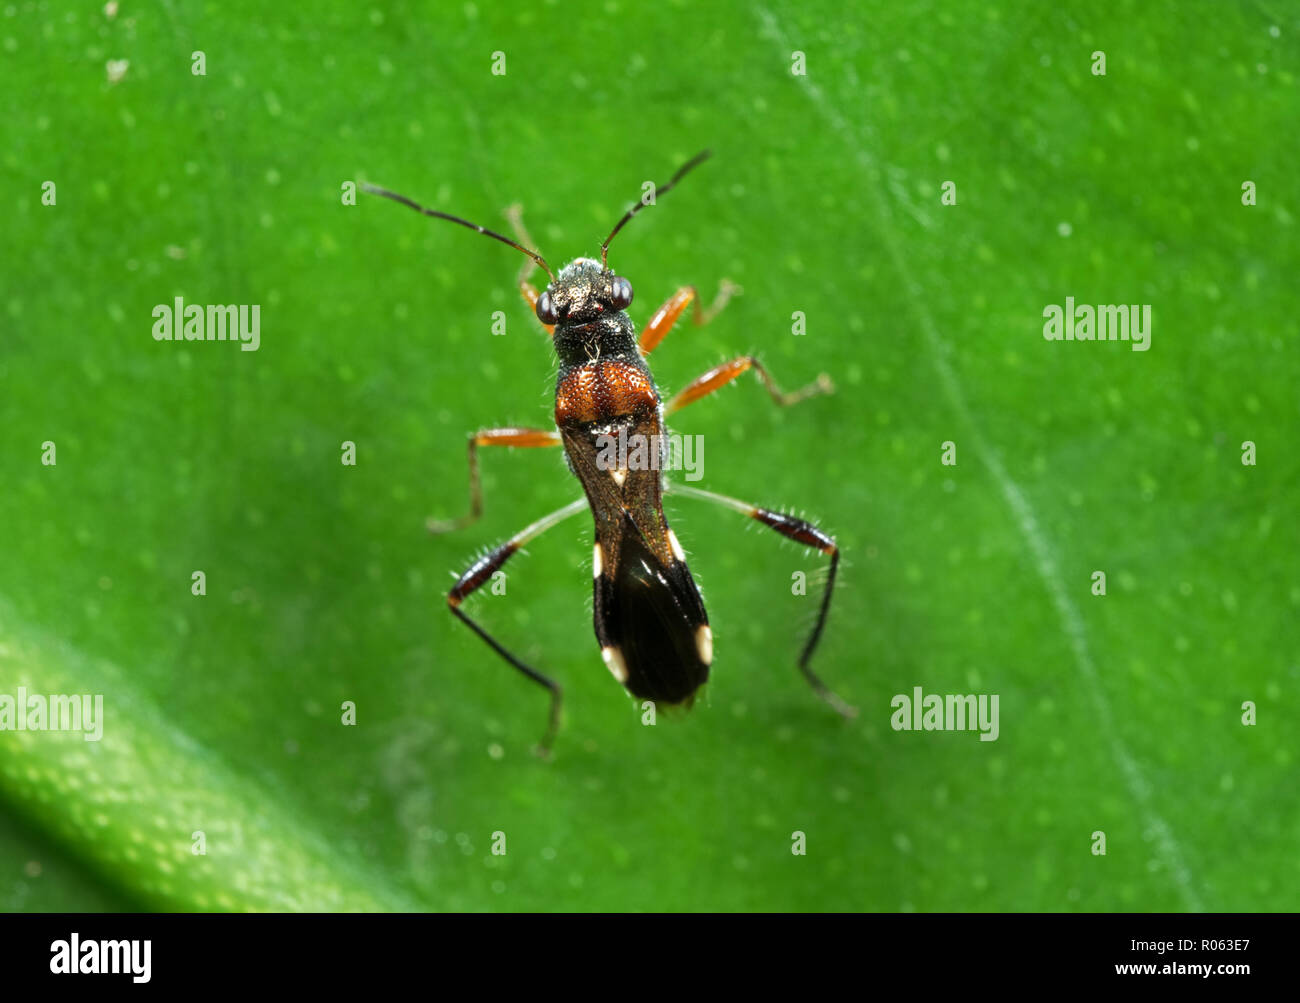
[364,151,855,753]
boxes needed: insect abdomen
[593,514,711,706]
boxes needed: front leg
[503,203,555,335]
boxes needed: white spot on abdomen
[601,645,629,684]
[696,625,713,665]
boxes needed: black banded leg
[447,497,588,755]
[429,427,561,534]
[665,482,856,719]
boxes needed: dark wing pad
[595,514,710,706]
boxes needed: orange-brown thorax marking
[555,359,659,426]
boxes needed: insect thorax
[551,312,637,365]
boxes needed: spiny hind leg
[665,482,854,718]
[447,497,588,755]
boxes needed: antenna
[600,149,711,268]
[362,183,554,282]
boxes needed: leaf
[1,0,1295,911]
[0,601,409,910]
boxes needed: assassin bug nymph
[364,150,855,754]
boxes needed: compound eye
[536,289,558,325]
[609,275,633,310]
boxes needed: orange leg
[429,427,562,533]
[638,280,742,356]
[664,356,833,416]
[517,281,554,335]
[504,204,555,334]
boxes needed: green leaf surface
[2,0,1295,911]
